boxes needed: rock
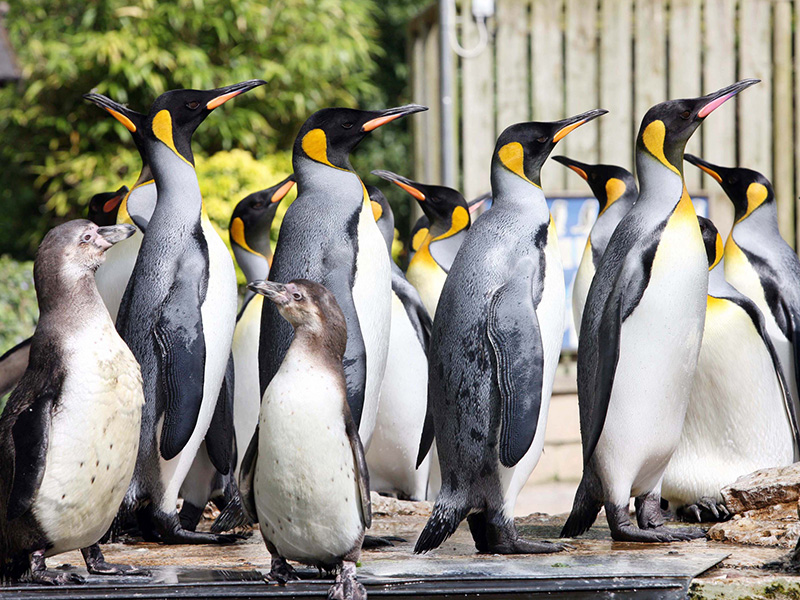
[707,502,800,548]
[370,492,432,517]
[721,464,800,514]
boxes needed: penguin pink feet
[327,561,366,600]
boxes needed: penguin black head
[85,80,266,166]
[492,109,607,188]
[551,156,637,214]
[248,279,347,356]
[636,79,759,176]
[366,185,395,251]
[371,170,470,237]
[294,105,427,172]
[696,215,723,270]
[684,154,775,224]
[87,186,129,227]
[230,174,296,261]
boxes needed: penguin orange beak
[103,186,129,214]
[371,170,426,201]
[84,92,143,133]
[270,175,296,204]
[206,79,268,110]
[552,155,591,181]
[248,280,291,305]
[361,105,428,132]
[695,79,759,119]
[684,154,723,183]
[552,109,608,143]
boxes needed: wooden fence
[408,0,800,246]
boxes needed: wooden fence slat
[411,23,426,187]
[633,0,667,135]
[773,0,794,247]
[795,0,800,250]
[701,0,736,235]
[668,0,702,191]
[599,0,633,172]
[495,0,530,133]
[461,6,495,200]
[424,22,442,184]
[563,0,599,191]
[531,0,565,190]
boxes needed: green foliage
[0,256,37,355]
[0,0,383,257]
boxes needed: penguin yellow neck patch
[498,142,538,187]
[412,227,429,252]
[642,120,680,176]
[302,129,340,170]
[739,182,769,222]
[231,217,264,257]
[601,178,626,215]
[152,110,192,167]
[435,206,469,241]
[710,232,724,270]
[371,200,383,222]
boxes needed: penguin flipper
[777,300,800,451]
[237,425,259,522]
[487,257,544,469]
[1,369,64,521]
[344,408,372,529]
[0,337,31,398]
[153,272,207,461]
[205,353,235,475]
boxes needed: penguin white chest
[571,239,595,334]
[595,205,708,503]
[95,229,142,322]
[254,349,363,566]
[407,253,448,318]
[350,200,392,448]
[232,295,263,477]
[33,320,144,556]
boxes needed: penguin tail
[560,475,603,538]
[211,489,251,533]
[414,497,468,554]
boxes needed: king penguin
[550,156,637,334]
[561,79,759,542]
[415,108,606,555]
[662,215,799,521]
[87,80,265,544]
[365,185,433,500]
[0,220,146,583]
[87,186,129,226]
[372,170,471,318]
[259,104,427,451]
[229,174,296,477]
[684,154,800,420]
[245,279,370,599]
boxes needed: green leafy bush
[0,256,37,355]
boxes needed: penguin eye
[251,201,264,209]
[680,110,691,120]
[536,136,548,143]
[81,233,92,243]
[292,292,303,301]
[185,101,201,110]
[342,122,354,129]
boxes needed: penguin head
[636,79,759,175]
[86,80,266,166]
[230,174,296,261]
[684,154,775,223]
[366,185,395,251]
[409,215,430,255]
[371,170,469,237]
[491,109,608,189]
[294,105,427,172]
[84,92,147,158]
[36,220,136,286]
[697,215,723,271]
[87,186,129,227]
[551,156,637,214]
[248,279,347,355]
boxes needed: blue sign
[546,195,709,351]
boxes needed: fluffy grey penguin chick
[0,220,146,584]
[243,278,370,600]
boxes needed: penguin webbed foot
[764,541,800,572]
[28,551,85,586]
[607,503,706,542]
[361,535,405,549]
[469,513,567,555]
[487,538,568,555]
[327,561,366,600]
[676,498,731,523]
[178,501,205,532]
[154,510,243,545]
[80,544,149,577]
[267,556,299,585]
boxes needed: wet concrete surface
[9,498,800,599]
